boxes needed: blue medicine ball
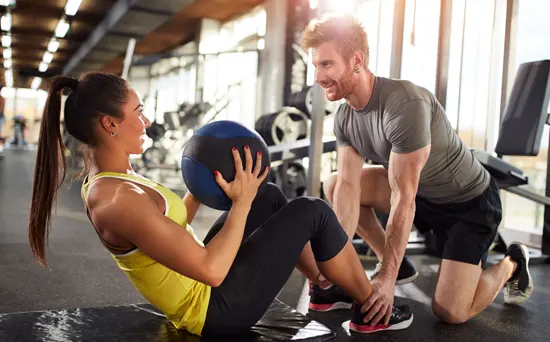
[181,120,271,210]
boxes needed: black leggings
[201,183,349,336]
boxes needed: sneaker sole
[308,301,353,312]
[396,272,419,285]
[504,244,534,305]
[349,314,414,333]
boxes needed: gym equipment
[287,86,339,118]
[471,59,550,255]
[0,299,334,341]
[271,162,308,199]
[181,120,271,211]
[255,107,309,146]
[146,122,167,142]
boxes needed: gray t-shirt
[334,76,490,204]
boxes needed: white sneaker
[504,243,534,305]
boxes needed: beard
[322,67,356,102]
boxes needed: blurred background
[1,0,548,241]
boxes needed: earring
[110,131,116,137]
[355,67,360,74]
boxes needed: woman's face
[116,89,151,155]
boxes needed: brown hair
[302,13,370,68]
[29,73,129,266]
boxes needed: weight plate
[270,107,309,145]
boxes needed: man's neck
[345,70,375,111]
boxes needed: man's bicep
[384,100,431,154]
[388,145,430,196]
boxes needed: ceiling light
[3,47,11,59]
[43,51,53,63]
[2,34,10,47]
[0,0,16,7]
[5,69,13,88]
[55,18,70,38]
[64,0,82,16]
[1,12,11,31]
[31,77,42,90]
[39,62,48,72]
[47,39,59,53]
[3,59,11,68]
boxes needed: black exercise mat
[0,299,334,342]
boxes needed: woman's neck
[87,146,135,177]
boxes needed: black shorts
[414,177,502,266]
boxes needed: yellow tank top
[81,172,211,336]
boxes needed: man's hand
[361,275,395,326]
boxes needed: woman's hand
[214,145,270,207]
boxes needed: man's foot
[504,242,534,305]
[349,303,413,333]
[371,257,419,285]
[308,284,354,312]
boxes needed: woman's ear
[99,115,118,133]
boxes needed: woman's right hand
[214,145,270,207]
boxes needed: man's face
[312,41,356,102]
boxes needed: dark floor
[1,149,550,342]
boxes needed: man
[302,13,533,326]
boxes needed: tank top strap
[82,172,166,205]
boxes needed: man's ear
[353,50,365,70]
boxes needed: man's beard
[335,68,356,100]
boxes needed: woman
[28,73,413,336]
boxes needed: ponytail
[29,76,78,266]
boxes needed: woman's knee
[290,196,332,213]
[256,182,288,204]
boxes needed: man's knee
[432,300,470,325]
[322,172,338,203]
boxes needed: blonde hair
[302,13,369,69]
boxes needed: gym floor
[1,149,550,341]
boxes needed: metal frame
[500,0,518,123]
[435,0,453,108]
[390,0,406,79]
[63,0,138,74]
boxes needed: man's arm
[378,145,430,279]
[379,98,432,279]
[333,146,366,239]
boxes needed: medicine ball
[181,120,271,210]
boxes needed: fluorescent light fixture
[0,0,16,6]
[1,12,11,31]
[31,77,42,90]
[5,68,12,88]
[43,51,54,63]
[39,62,48,72]
[1,34,10,47]
[3,47,11,59]
[47,39,59,52]
[55,18,70,38]
[3,58,11,68]
[64,0,82,16]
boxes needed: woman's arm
[182,191,201,224]
[90,181,250,287]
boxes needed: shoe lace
[508,279,522,295]
[371,262,382,279]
